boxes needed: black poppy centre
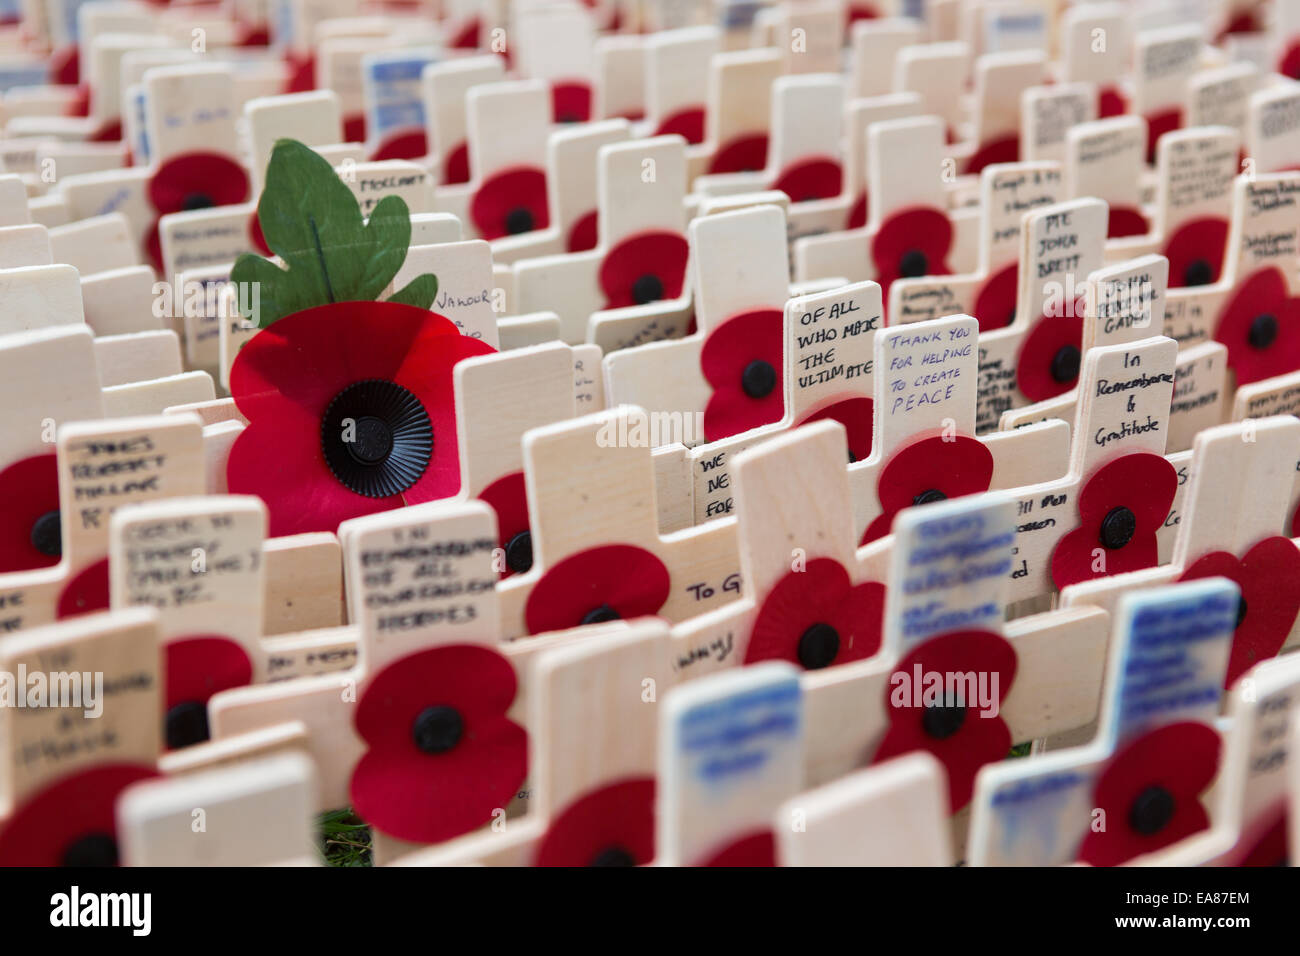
[61,832,119,867]
[1098,506,1137,550]
[166,700,212,749]
[182,193,216,211]
[797,622,840,669]
[1128,784,1175,835]
[1183,258,1213,288]
[581,603,621,626]
[922,693,967,740]
[1247,313,1278,351]
[412,705,464,754]
[631,273,664,305]
[505,207,535,235]
[505,531,534,574]
[29,510,61,558]
[912,489,947,507]
[898,249,929,278]
[589,845,637,866]
[742,360,777,399]
[322,379,434,498]
[1050,344,1081,384]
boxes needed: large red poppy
[745,558,884,669]
[861,435,994,544]
[870,207,953,298]
[0,764,161,866]
[477,470,531,578]
[599,231,690,309]
[350,644,527,844]
[654,107,706,145]
[973,262,1019,332]
[227,301,495,537]
[523,544,671,635]
[793,396,874,463]
[145,152,250,272]
[533,777,656,866]
[1212,267,1300,386]
[1163,217,1229,288]
[1178,537,1300,688]
[701,309,785,441]
[772,157,843,204]
[872,629,1017,812]
[0,454,61,573]
[964,134,1020,176]
[470,167,550,240]
[164,636,254,750]
[708,133,769,175]
[697,830,777,866]
[1076,721,1219,866]
[1016,306,1085,403]
[1051,452,1178,589]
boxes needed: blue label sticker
[363,50,438,142]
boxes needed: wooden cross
[421,54,505,188]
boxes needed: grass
[317,808,373,867]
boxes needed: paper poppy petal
[343,114,366,145]
[870,207,953,295]
[599,231,689,309]
[1213,267,1300,386]
[872,629,1017,811]
[0,764,160,866]
[478,470,530,579]
[700,308,785,442]
[1098,87,1127,118]
[862,435,995,545]
[846,192,868,229]
[351,645,527,844]
[1144,108,1181,164]
[50,46,79,87]
[708,133,769,174]
[449,17,480,50]
[1281,42,1300,82]
[772,157,843,203]
[533,777,656,866]
[1163,217,1230,288]
[0,454,61,573]
[148,153,250,215]
[552,81,593,123]
[165,635,253,712]
[745,558,885,668]
[524,544,671,635]
[973,262,1019,332]
[696,830,777,867]
[654,107,706,145]
[1050,452,1177,590]
[248,213,272,255]
[1077,721,1219,866]
[964,134,1020,175]
[371,129,428,162]
[566,209,599,253]
[846,2,880,23]
[57,559,110,619]
[64,83,90,118]
[443,140,471,185]
[1016,310,1085,402]
[1179,537,1300,687]
[284,53,315,93]
[470,166,550,240]
[794,396,875,463]
[1108,205,1149,239]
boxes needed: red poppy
[65,84,89,117]
[57,558,110,619]
[1230,804,1288,866]
[164,635,253,750]
[478,470,531,579]
[1178,536,1300,688]
[350,644,527,844]
[1144,108,1181,164]
[1217,10,1263,39]
[226,301,495,537]
[371,130,428,162]
[846,191,868,229]
[599,231,690,309]
[470,166,550,240]
[443,141,471,185]
[1098,86,1127,118]
[0,454,61,573]
[1016,306,1085,403]
[846,2,880,24]
[236,22,270,46]
[793,396,874,463]
[964,134,1020,175]
[872,629,1017,811]
[708,133,769,174]
[654,107,706,145]
[1163,217,1229,288]
[1050,452,1178,589]
[1281,42,1300,82]
[744,557,885,669]
[343,114,366,144]
[1108,205,1149,239]
[870,207,953,298]
[697,830,777,866]
[973,262,1019,332]
[144,152,250,272]
[1076,721,1219,866]
[448,17,480,50]
[1212,267,1300,386]
[772,157,843,204]
[50,46,78,86]
[0,764,160,866]
[861,435,995,544]
[566,210,598,253]
[552,82,593,124]
[284,52,315,93]
[700,309,785,441]
[533,777,656,866]
[523,543,672,635]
